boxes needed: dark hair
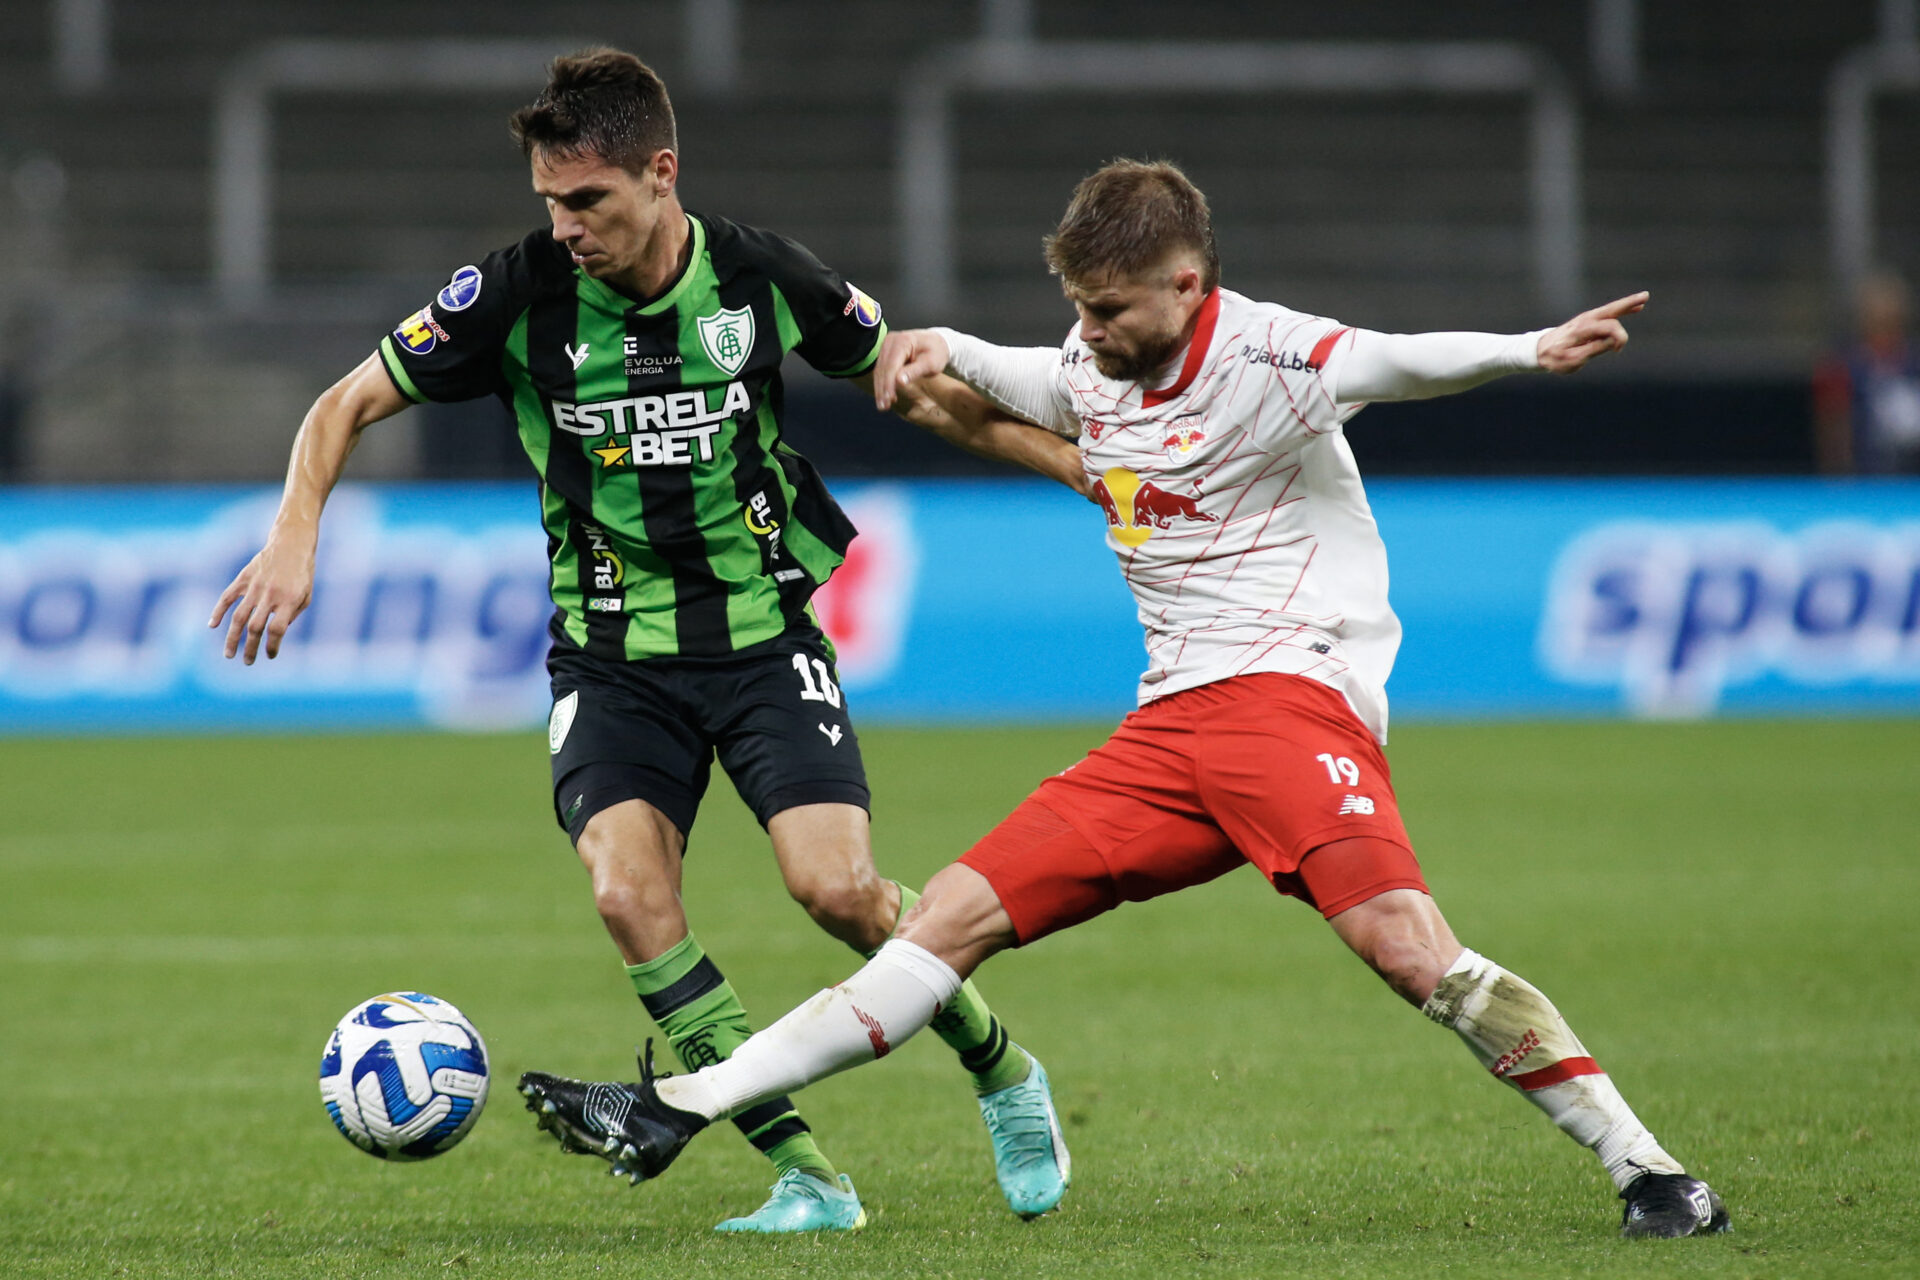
[509,47,678,173]
[1043,159,1220,292]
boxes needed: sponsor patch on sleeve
[393,307,442,355]
[843,283,882,328]
[437,264,484,312]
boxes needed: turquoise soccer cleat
[978,1050,1071,1218]
[713,1170,868,1234]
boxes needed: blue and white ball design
[320,992,489,1161]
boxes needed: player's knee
[1364,933,1446,1005]
[786,869,890,947]
[894,863,1014,971]
[588,870,674,929]
[1329,886,1459,1005]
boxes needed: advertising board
[0,479,1913,733]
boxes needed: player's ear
[649,148,678,196]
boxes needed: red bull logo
[1090,467,1218,547]
[1162,425,1206,459]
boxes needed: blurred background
[0,0,1916,731]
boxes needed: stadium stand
[0,0,1913,479]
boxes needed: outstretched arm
[208,352,410,663]
[853,363,1087,496]
[875,327,1081,438]
[1331,292,1649,404]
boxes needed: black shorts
[546,621,869,845]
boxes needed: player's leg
[645,714,1242,1198]
[728,625,1062,1213]
[1192,673,1726,1237]
[525,651,851,1229]
[767,802,1032,1095]
[545,867,1017,1192]
[568,792,837,1185]
[1322,875,1726,1237]
[658,859,1016,1123]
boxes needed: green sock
[877,883,1032,1095]
[627,934,837,1181]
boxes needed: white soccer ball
[319,992,490,1161]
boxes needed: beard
[1090,328,1184,382]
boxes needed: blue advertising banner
[0,478,1914,734]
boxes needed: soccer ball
[319,992,490,1160]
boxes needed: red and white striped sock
[1422,949,1684,1192]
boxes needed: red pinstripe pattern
[1056,289,1396,735]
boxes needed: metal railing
[211,38,580,309]
[895,39,1583,318]
[1826,39,1920,293]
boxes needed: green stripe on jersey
[378,337,427,403]
[452,213,867,661]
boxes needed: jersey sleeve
[756,233,889,378]
[1328,328,1544,404]
[934,328,1082,437]
[1246,312,1361,451]
[376,244,527,403]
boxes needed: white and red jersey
[1056,287,1396,739]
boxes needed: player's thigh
[1194,674,1426,918]
[766,802,890,932]
[547,643,714,845]
[709,624,871,829]
[962,719,1241,945]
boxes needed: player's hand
[209,537,316,664]
[1536,291,1648,374]
[873,330,952,410]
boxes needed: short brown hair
[509,48,677,173]
[1043,159,1220,292]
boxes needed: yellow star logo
[592,440,632,467]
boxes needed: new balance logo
[1338,795,1375,815]
[565,342,590,370]
[818,722,843,746]
[852,1005,891,1059]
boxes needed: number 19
[1316,753,1360,785]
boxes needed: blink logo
[1540,521,1920,715]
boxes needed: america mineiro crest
[697,305,755,378]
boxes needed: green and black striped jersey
[377,211,886,660]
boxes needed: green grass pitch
[2,718,1916,1278]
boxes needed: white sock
[1422,948,1685,1191]
[657,939,964,1122]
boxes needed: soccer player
[519,159,1733,1240]
[209,49,1080,1232]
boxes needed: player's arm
[1329,291,1650,404]
[208,353,410,663]
[867,328,1082,495]
[854,365,1087,496]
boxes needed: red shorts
[960,673,1426,944]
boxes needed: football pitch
[2,718,1915,1278]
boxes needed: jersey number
[792,654,842,708]
[1316,753,1361,786]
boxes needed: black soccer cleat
[518,1039,709,1184]
[1618,1171,1731,1238]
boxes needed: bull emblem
[1089,468,1217,547]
